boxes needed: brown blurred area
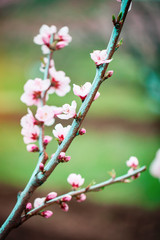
[1,184,160,240]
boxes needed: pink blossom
[126,156,139,169]
[77,194,86,203]
[41,45,50,54]
[57,101,77,120]
[150,149,160,179]
[40,58,55,72]
[21,78,50,106]
[79,128,86,135]
[67,173,84,188]
[35,105,57,126]
[26,144,39,152]
[52,123,71,143]
[43,135,52,145]
[34,197,45,208]
[45,192,57,201]
[41,210,53,218]
[39,163,44,172]
[62,195,72,202]
[26,202,32,211]
[61,202,69,212]
[34,24,57,46]
[49,68,71,96]
[20,108,36,129]
[128,168,140,180]
[73,82,100,101]
[21,125,40,144]
[56,26,72,49]
[90,50,112,66]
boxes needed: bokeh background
[0,0,160,239]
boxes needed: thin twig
[21,166,146,223]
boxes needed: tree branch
[0,1,133,239]
[21,165,146,223]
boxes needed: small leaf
[108,169,116,179]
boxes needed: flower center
[32,91,41,100]
[51,78,60,89]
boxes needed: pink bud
[64,156,71,162]
[26,202,32,211]
[39,163,44,172]
[58,152,66,160]
[61,202,69,212]
[43,135,52,145]
[26,144,39,152]
[128,168,140,180]
[41,210,53,218]
[107,70,114,78]
[77,193,86,202]
[45,192,57,201]
[79,128,86,135]
[62,194,72,202]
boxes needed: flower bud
[39,163,44,172]
[61,202,69,212]
[62,194,72,202]
[107,70,114,78]
[64,156,71,162]
[45,192,57,201]
[43,136,52,146]
[76,193,86,202]
[58,152,66,160]
[41,210,53,218]
[79,128,86,135]
[26,202,32,211]
[128,168,140,180]
[26,144,39,152]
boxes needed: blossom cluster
[20,23,113,219]
[20,24,114,158]
[25,173,86,218]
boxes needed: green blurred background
[0,0,160,208]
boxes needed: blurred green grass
[0,122,159,208]
[0,47,157,121]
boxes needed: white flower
[52,123,71,142]
[57,101,77,119]
[150,149,160,179]
[67,173,85,188]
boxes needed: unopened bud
[41,210,53,218]
[64,156,71,162]
[39,163,44,172]
[62,194,72,202]
[26,144,39,152]
[43,136,52,146]
[46,192,57,201]
[26,202,32,211]
[60,202,69,212]
[79,128,86,135]
[58,152,66,160]
[76,193,86,203]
